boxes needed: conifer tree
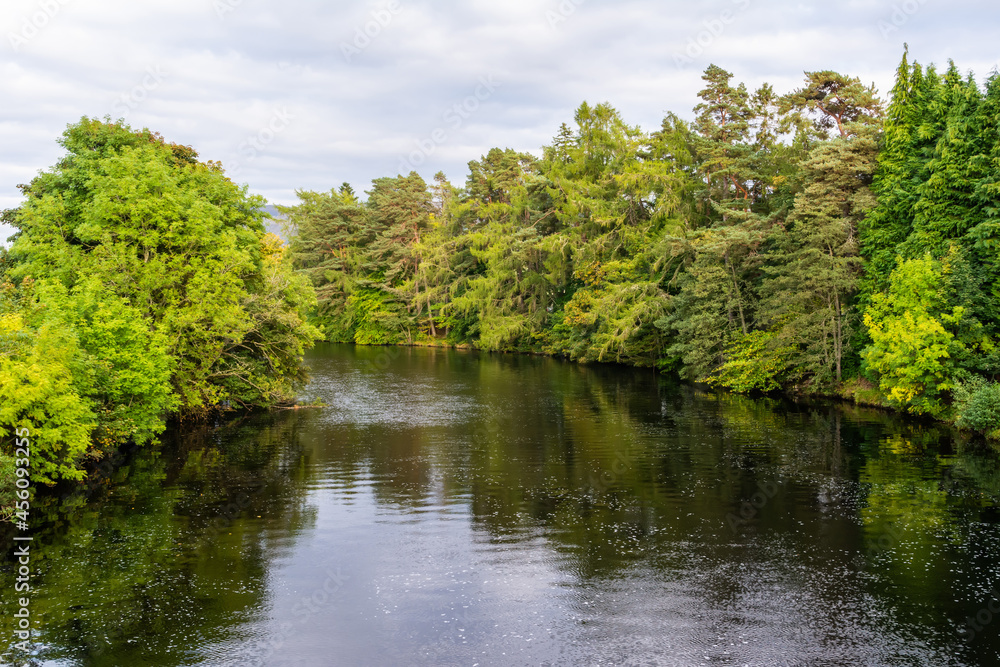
[761,125,879,384]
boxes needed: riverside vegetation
[3,49,1000,498]
[0,119,321,497]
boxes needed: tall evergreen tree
[860,49,941,299]
[761,125,879,384]
[281,185,372,340]
[900,65,986,259]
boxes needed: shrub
[706,330,792,393]
[0,454,15,523]
[954,378,1000,434]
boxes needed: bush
[954,378,1000,434]
[0,454,15,523]
[706,330,792,393]
[862,256,969,416]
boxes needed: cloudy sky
[1,0,997,243]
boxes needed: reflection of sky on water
[10,344,1000,666]
[198,452,968,667]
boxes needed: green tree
[862,253,992,416]
[0,283,94,483]
[860,49,943,299]
[760,124,880,384]
[692,64,754,214]
[899,65,986,260]
[780,70,883,139]
[658,222,765,380]
[1,118,320,482]
[281,185,372,341]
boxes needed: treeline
[283,49,1000,434]
[4,48,1000,487]
[0,119,320,486]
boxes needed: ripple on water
[309,371,484,428]
[33,345,1000,667]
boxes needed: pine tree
[281,186,371,340]
[965,73,1000,314]
[780,70,883,139]
[692,65,754,216]
[760,125,879,384]
[860,50,942,299]
[900,65,986,259]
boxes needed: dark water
[4,344,1000,666]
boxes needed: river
[4,343,1000,666]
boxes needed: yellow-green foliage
[706,330,792,393]
[862,256,985,416]
[0,118,320,485]
[0,308,93,483]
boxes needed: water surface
[4,343,1000,666]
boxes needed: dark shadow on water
[3,343,1000,665]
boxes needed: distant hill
[262,204,287,242]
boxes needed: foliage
[0,118,320,483]
[862,256,974,416]
[705,329,792,392]
[953,377,1000,435]
[275,51,1000,433]
[347,288,406,345]
[779,70,883,139]
[759,124,879,385]
[0,302,94,482]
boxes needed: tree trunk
[426,276,437,337]
[833,291,843,382]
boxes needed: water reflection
[2,343,1000,666]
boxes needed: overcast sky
[1,0,998,244]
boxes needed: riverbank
[334,337,1000,443]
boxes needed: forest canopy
[281,50,1000,434]
[0,119,320,484]
[5,48,1000,488]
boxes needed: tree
[959,72,1000,328]
[658,221,765,380]
[1,118,320,482]
[364,172,434,343]
[899,64,986,260]
[860,50,943,299]
[692,65,755,215]
[760,123,880,384]
[0,281,95,483]
[780,70,883,139]
[862,253,992,416]
[281,186,372,341]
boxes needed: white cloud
[0,0,998,220]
